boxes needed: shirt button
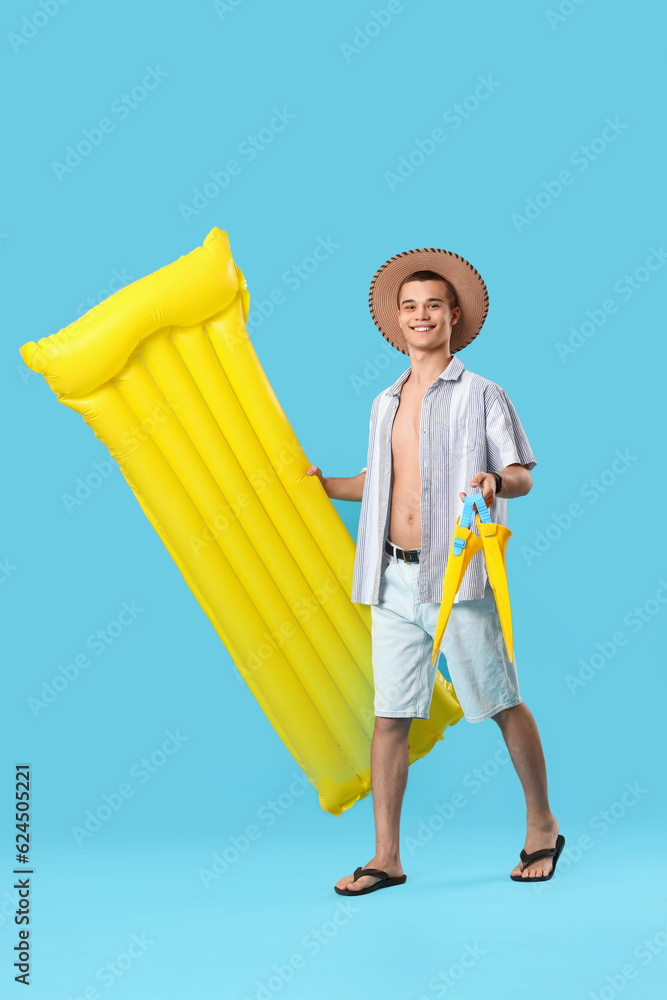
[459,420,465,427]
[382,501,387,506]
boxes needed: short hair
[396,270,460,312]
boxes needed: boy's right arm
[305,466,366,501]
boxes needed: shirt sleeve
[485,387,537,472]
[357,394,379,477]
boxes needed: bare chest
[391,384,427,469]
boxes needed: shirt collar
[387,355,465,396]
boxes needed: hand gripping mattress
[19,227,463,815]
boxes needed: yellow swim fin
[431,515,483,667]
[432,491,515,667]
[477,515,514,663]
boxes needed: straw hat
[368,247,489,355]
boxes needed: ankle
[373,850,401,867]
[526,810,557,830]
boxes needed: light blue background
[2,1,665,998]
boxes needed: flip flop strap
[520,847,556,866]
[353,867,388,881]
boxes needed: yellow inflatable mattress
[19,227,463,816]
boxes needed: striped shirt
[350,354,537,606]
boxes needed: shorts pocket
[380,547,391,578]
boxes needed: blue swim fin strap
[453,493,481,554]
[471,490,492,523]
[452,491,493,555]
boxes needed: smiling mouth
[411,326,435,332]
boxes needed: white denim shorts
[371,541,522,723]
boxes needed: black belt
[384,538,420,563]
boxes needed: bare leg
[335,716,412,891]
[493,702,560,878]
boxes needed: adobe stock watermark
[51,65,169,182]
[61,458,116,513]
[533,779,648,897]
[545,0,589,31]
[416,943,487,1000]
[244,235,340,332]
[70,730,189,846]
[198,771,310,887]
[0,886,22,930]
[62,932,155,999]
[17,361,44,387]
[197,236,339,344]
[239,900,359,1000]
[339,0,416,62]
[588,919,667,1000]
[511,117,629,233]
[118,398,179,458]
[187,438,304,556]
[75,268,135,316]
[27,600,145,717]
[178,107,296,223]
[521,449,638,565]
[403,737,511,856]
[556,246,666,361]
[384,75,501,191]
[565,579,667,695]
[0,558,18,584]
[8,0,73,54]
[238,566,342,680]
[18,268,136,386]
[212,0,247,19]
[349,342,395,395]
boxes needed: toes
[336,875,355,890]
[351,878,373,891]
[512,857,555,879]
[336,868,382,892]
[521,862,552,878]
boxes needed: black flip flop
[510,833,565,882]
[334,866,407,896]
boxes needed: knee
[374,715,412,737]
[491,703,523,727]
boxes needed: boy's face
[396,279,461,354]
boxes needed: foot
[335,856,404,893]
[510,813,560,879]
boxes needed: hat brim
[369,248,489,355]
